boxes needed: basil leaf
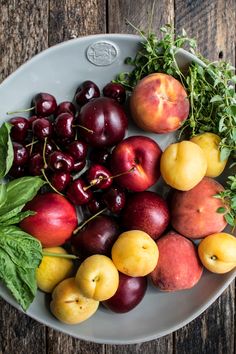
[0,211,35,226]
[0,225,42,311]
[0,123,13,178]
[0,176,45,216]
[0,205,25,222]
[0,184,7,208]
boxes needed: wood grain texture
[0,0,235,353]
[108,0,174,34]
[0,0,49,81]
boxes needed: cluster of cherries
[7,80,128,216]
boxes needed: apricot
[150,231,203,291]
[111,230,159,277]
[171,177,227,238]
[160,140,207,191]
[130,73,189,133]
[75,255,119,301]
[198,233,236,273]
[50,277,99,324]
[190,132,228,177]
[36,247,74,293]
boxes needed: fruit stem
[73,207,107,234]
[7,106,35,115]
[41,169,64,196]
[42,137,48,169]
[73,124,94,134]
[42,251,78,260]
[25,139,39,148]
[83,166,135,191]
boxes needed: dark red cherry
[48,151,74,172]
[28,153,44,176]
[102,186,126,214]
[28,115,39,128]
[89,148,111,166]
[51,171,71,192]
[33,93,57,117]
[103,82,126,104]
[32,118,53,140]
[9,117,29,142]
[86,164,112,190]
[75,80,100,107]
[54,112,75,139]
[73,159,86,173]
[55,101,76,117]
[33,140,56,156]
[66,178,93,205]
[8,165,25,178]
[66,140,88,161]
[13,142,29,166]
[87,194,106,214]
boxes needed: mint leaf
[0,123,13,178]
[0,225,42,311]
[0,205,25,223]
[0,177,45,216]
[0,210,35,226]
[0,184,7,208]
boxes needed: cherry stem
[73,207,107,234]
[7,106,35,115]
[83,166,135,191]
[42,137,48,169]
[42,251,78,260]
[41,169,64,196]
[25,139,39,148]
[73,124,94,134]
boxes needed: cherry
[102,186,126,214]
[9,117,29,142]
[103,82,126,104]
[89,148,111,166]
[33,93,57,117]
[28,153,44,175]
[55,101,76,117]
[87,194,105,214]
[8,165,25,178]
[51,171,71,192]
[33,140,56,156]
[66,178,93,205]
[48,151,74,172]
[86,164,112,190]
[13,142,29,166]
[75,80,100,107]
[66,140,88,161]
[32,118,53,140]
[28,115,39,128]
[54,112,75,139]
[73,159,86,173]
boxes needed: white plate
[0,34,235,345]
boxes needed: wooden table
[0,1,235,353]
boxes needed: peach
[36,247,74,293]
[75,255,119,301]
[111,230,159,277]
[160,140,207,191]
[198,233,236,273]
[171,177,227,238]
[190,132,228,177]
[130,73,189,133]
[50,277,99,324]
[150,231,203,291]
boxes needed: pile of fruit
[0,27,236,326]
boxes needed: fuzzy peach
[130,73,189,133]
[171,177,227,238]
[150,231,203,291]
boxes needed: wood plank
[48,0,107,46]
[108,0,174,34]
[174,1,236,353]
[0,0,49,81]
[0,299,46,354]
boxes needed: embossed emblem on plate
[87,41,118,66]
